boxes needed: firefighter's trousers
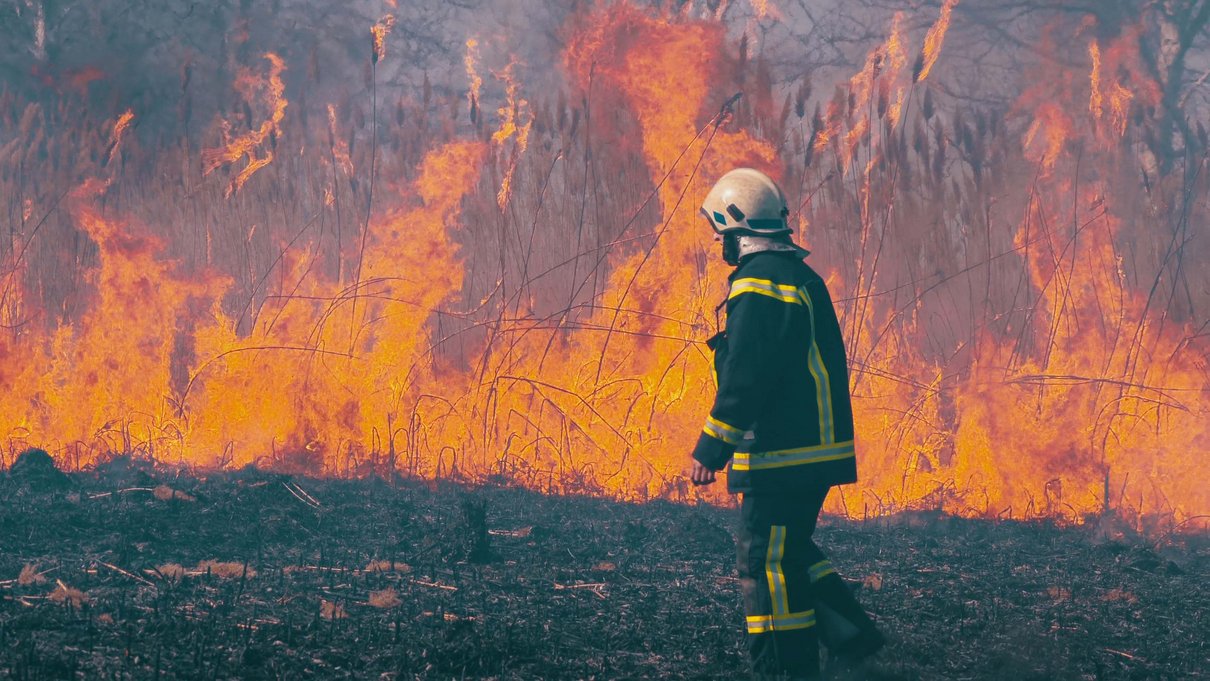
[738,486,878,679]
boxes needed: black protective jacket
[692,251,858,495]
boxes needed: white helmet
[700,168,791,237]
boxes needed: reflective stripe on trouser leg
[768,526,786,616]
[746,526,815,633]
[808,559,836,583]
[739,497,819,677]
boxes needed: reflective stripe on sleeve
[746,609,817,634]
[702,416,745,445]
[731,439,856,471]
[729,278,802,305]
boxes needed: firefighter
[690,168,885,680]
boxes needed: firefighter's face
[707,218,740,266]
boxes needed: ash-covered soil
[1,455,1206,680]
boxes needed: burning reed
[0,1,1207,529]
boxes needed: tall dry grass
[1,7,1206,522]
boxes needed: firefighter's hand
[690,459,718,486]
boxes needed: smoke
[5,2,1204,163]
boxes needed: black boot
[813,576,882,645]
[821,626,885,681]
[812,577,884,681]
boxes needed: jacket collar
[727,246,810,281]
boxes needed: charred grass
[0,461,1206,680]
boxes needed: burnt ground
[0,457,1206,681]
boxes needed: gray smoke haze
[2,1,1206,156]
[2,0,1207,324]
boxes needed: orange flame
[884,19,908,127]
[108,109,134,166]
[840,13,905,168]
[326,104,354,176]
[749,0,780,20]
[491,61,529,147]
[1088,40,1104,119]
[2,178,225,462]
[372,15,395,64]
[201,53,287,197]
[916,0,958,83]
[465,38,483,112]
[185,141,488,470]
[1023,102,1073,171]
[492,60,532,209]
[1086,25,1155,143]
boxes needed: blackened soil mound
[8,448,70,490]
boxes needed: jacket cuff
[692,432,736,471]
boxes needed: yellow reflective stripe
[732,440,856,471]
[798,286,835,444]
[746,609,817,634]
[766,526,788,616]
[729,278,802,305]
[701,422,736,444]
[707,416,744,439]
[808,559,836,583]
[702,416,744,445]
